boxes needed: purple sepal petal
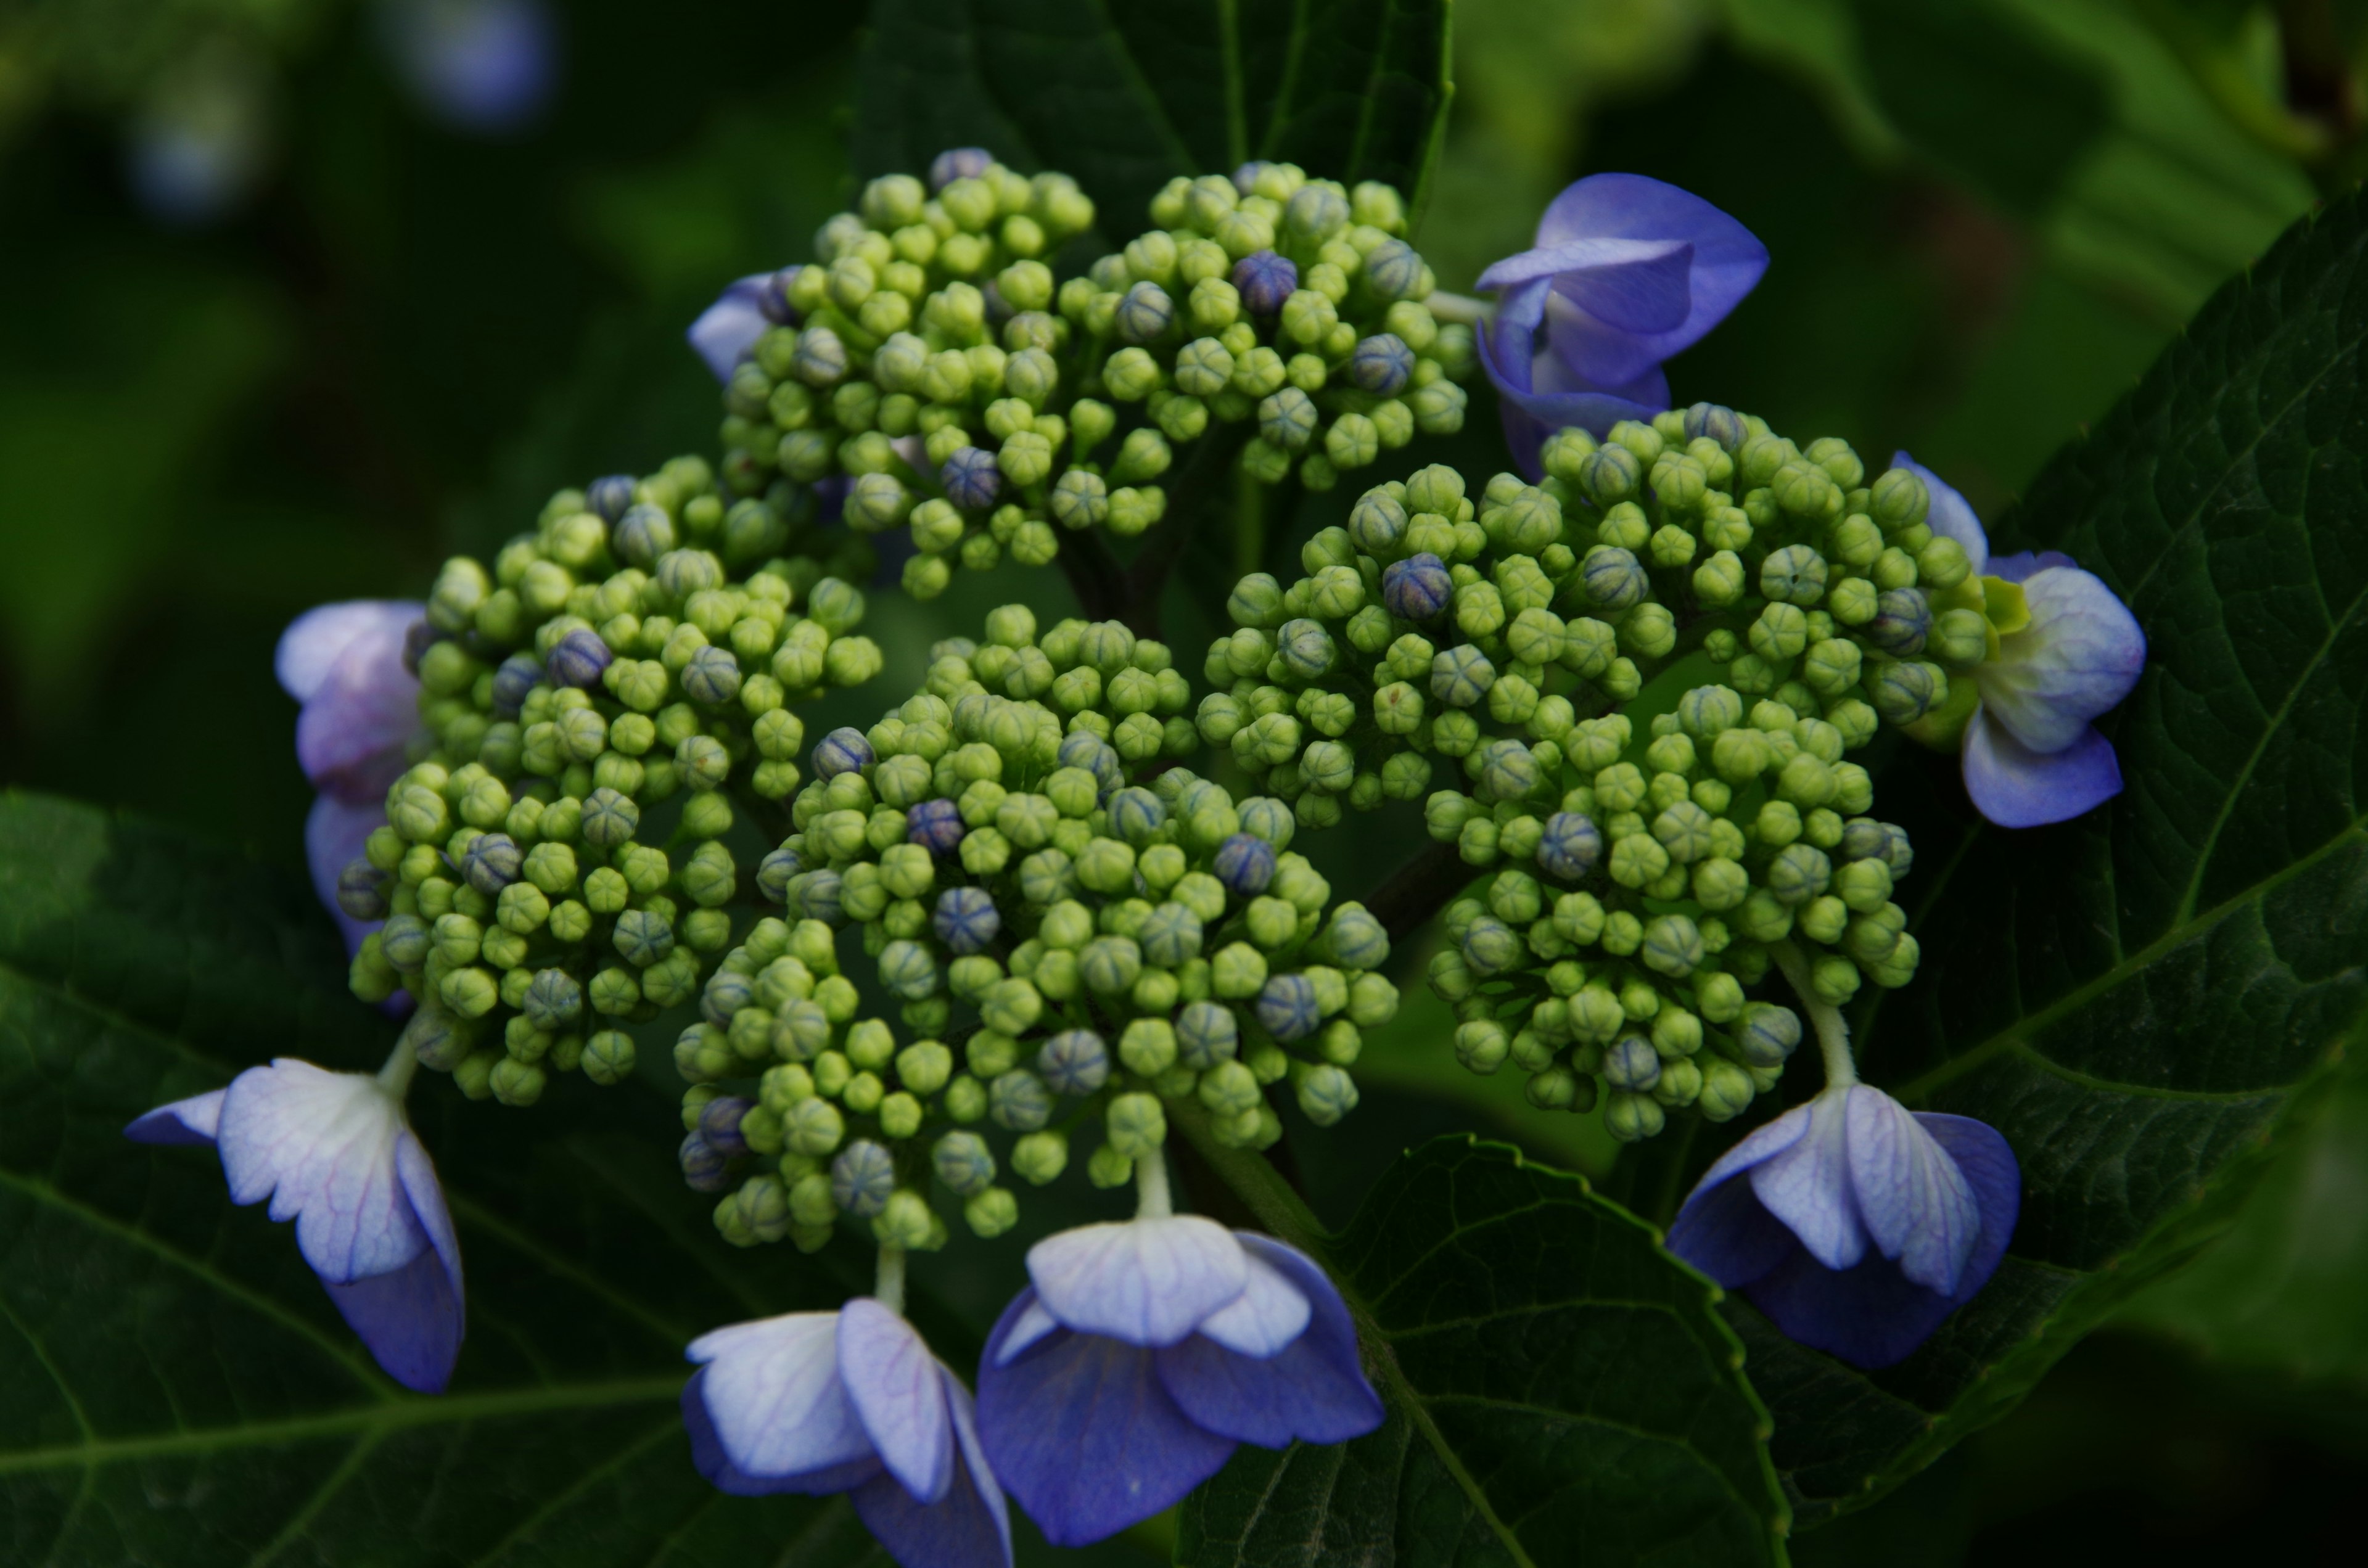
[838,1297,954,1506]
[1027,1215,1248,1347]
[684,1311,881,1488]
[976,1290,1235,1546]
[1961,708,2123,827]
[307,794,390,957]
[324,1238,462,1392]
[1746,1088,1866,1271]
[689,274,772,383]
[1984,549,2078,583]
[277,601,426,707]
[1979,565,2148,753]
[1474,237,1695,333]
[294,612,422,805]
[1844,1086,1979,1295]
[125,1088,226,1146]
[1890,453,1988,575]
[1191,1242,1310,1357]
[1664,1161,1799,1288]
[852,1369,1014,1568]
[1156,1236,1383,1448]
[1524,173,1767,385]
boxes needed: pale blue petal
[1664,1168,1799,1288]
[294,609,421,803]
[1155,1235,1382,1448]
[326,1242,462,1393]
[850,1368,1014,1568]
[684,1311,878,1486]
[393,1132,463,1322]
[1984,549,2076,583]
[1027,1216,1248,1347]
[1843,1086,1979,1296]
[1889,453,1987,576]
[217,1062,427,1284]
[1476,238,1695,331]
[1191,1245,1310,1358]
[125,1088,226,1146]
[990,1294,1062,1368]
[837,1297,954,1506]
[689,275,771,382]
[684,1367,884,1496]
[276,601,424,705]
[1961,708,2123,827]
[1746,1088,1866,1271]
[1916,1112,2021,1300]
[1527,173,1767,381]
[1979,565,2148,753]
[974,1291,1235,1546]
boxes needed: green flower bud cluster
[749,603,1399,1188]
[709,155,1472,604]
[667,914,1008,1253]
[343,461,888,1102]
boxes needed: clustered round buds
[702,151,1474,603]
[340,459,885,1109]
[724,602,1396,1242]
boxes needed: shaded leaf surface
[1178,1137,1786,1567]
[853,0,1452,236]
[0,792,875,1566]
[1746,177,2368,1525]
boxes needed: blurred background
[0,1,2361,1561]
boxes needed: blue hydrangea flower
[934,887,1002,954]
[685,1300,1012,1568]
[908,798,967,856]
[976,1218,1382,1545]
[930,147,993,191]
[488,650,542,719]
[689,273,774,382]
[1231,250,1297,316]
[1667,1083,2019,1368]
[277,601,425,956]
[1536,811,1603,880]
[125,1058,463,1392]
[1897,454,2148,827]
[379,0,556,136]
[1477,174,1767,475]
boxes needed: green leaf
[0,792,882,1564]
[2117,1064,2368,1385]
[1176,1135,1788,1567]
[852,0,1453,236]
[1742,180,2368,1525]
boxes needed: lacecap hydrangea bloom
[686,152,1474,601]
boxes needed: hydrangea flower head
[684,1299,1011,1568]
[1894,454,2147,826]
[126,1056,464,1392]
[1667,1082,2018,1368]
[1478,174,1766,474]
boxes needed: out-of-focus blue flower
[689,274,774,382]
[1477,174,1766,475]
[128,55,269,226]
[379,0,557,136]
[1667,1083,2018,1368]
[685,1300,1012,1568]
[1895,454,2147,827]
[126,1056,463,1392]
[278,601,424,956]
[976,1217,1381,1545]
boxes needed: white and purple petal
[218,1062,429,1284]
[1026,1215,1248,1347]
[292,609,422,803]
[1526,173,1767,385]
[684,1312,880,1492]
[689,274,772,383]
[976,1290,1235,1546]
[125,1088,226,1147]
[838,1297,955,1506]
[851,1369,1014,1568]
[1977,565,2147,754]
[1843,1086,1980,1297]
[1190,1242,1312,1358]
[1960,708,2124,828]
[1745,1088,1866,1272]
[1154,1235,1383,1449]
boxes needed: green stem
[874,1244,906,1314]
[1232,461,1264,583]
[377,1040,421,1098]
[1771,938,1857,1088]
[1167,1098,1326,1252]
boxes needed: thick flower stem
[1166,1099,1326,1254]
[1367,840,1475,944]
[874,1244,906,1315]
[1772,938,1859,1088]
[1134,1146,1175,1220]
[376,1039,421,1098]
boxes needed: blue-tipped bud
[680,1131,731,1192]
[682,645,743,707]
[1037,1029,1111,1095]
[1363,239,1424,300]
[700,1095,755,1157]
[1536,812,1603,881]
[1255,974,1321,1041]
[582,787,640,847]
[614,502,676,567]
[1276,617,1336,679]
[1108,787,1167,845]
[1383,552,1453,621]
[933,886,1001,954]
[831,1139,897,1217]
[1870,660,1946,725]
[1474,739,1537,801]
[1116,281,1175,343]
[490,652,542,720]
[1603,1035,1661,1091]
[337,860,390,920]
[929,146,993,192]
[881,938,941,1000]
[934,1130,995,1194]
[989,1070,1054,1132]
[812,726,874,779]
[1460,915,1523,976]
[1348,489,1408,556]
[548,628,613,689]
[1056,729,1122,790]
[461,832,522,895]
[791,868,844,925]
[908,797,967,855]
[1868,588,1932,655]
[1348,333,1415,396]
[1581,546,1648,612]
[758,267,804,326]
[1683,403,1748,453]
[1213,833,1277,897]
[1233,250,1298,315]
[1737,1003,1802,1068]
[586,474,637,522]
[1139,902,1204,967]
[1176,999,1240,1067]
[755,847,803,904]
[941,446,1004,512]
